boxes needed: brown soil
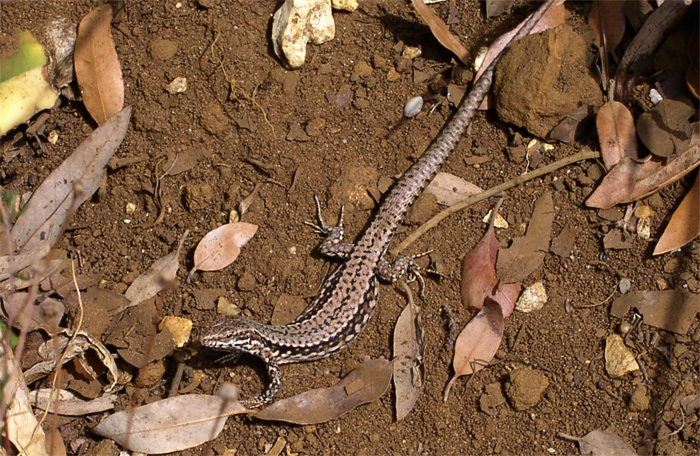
[2,1,699,455]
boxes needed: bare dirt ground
[2,0,699,455]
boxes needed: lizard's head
[200,317,264,354]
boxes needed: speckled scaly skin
[201,0,557,407]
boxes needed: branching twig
[392,150,601,255]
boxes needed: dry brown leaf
[425,172,483,206]
[191,222,258,274]
[163,148,209,176]
[586,143,700,209]
[124,230,188,307]
[2,106,131,281]
[596,101,638,170]
[637,99,694,158]
[30,389,117,415]
[610,290,699,334]
[6,355,47,456]
[93,394,250,454]
[496,192,555,283]
[444,300,504,401]
[393,294,425,421]
[410,0,470,66]
[491,282,520,318]
[460,225,499,311]
[486,0,515,18]
[654,172,700,254]
[688,30,699,99]
[74,4,124,125]
[589,0,626,54]
[615,0,690,101]
[255,358,392,424]
[558,430,637,456]
[474,0,565,81]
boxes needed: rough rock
[493,25,602,138]
[505,368,549,411]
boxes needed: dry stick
[392,150,601,256]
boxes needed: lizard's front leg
[305,195,354,259]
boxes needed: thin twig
[392,150,601,255]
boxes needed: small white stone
[636,216,651,240]
[482,210,509,228]
[47,130,59,144]
[402,45,421,59]
[649,88,663,105]
[217,296,241,317]
[515,282,547,313]
[125,202,137,214]
[272,0,335,69]
[331,0,357,12]
[619,277,631,294]
[404,96,423,118]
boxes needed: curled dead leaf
[460,225,499,311]
[255,358,392,424]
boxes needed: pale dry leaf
[30,388,117,415]
[393,296,425,421]
[610,290,699,334]
[255,358,392,424]
[559,429,637,456]
[124,230,189,307]
[3,106,131,281]
[654,172,700,254]
[425,172,483,206]
[491,282,521,318]
[586,143,700,209]
[93,394,250,454]
[496,192,555,283]
[460,225,498,311]
[0,249,68,292]
[74,4,124,125]
[7,381,48,456]
[410,0,469,66]
[191,222,258,273]
[2,293,64,332]
[45,428,67,456]
[596,101,638,170]
[474,0,565,81]
[444,300,504,401]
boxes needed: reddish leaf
[255,359,392,424]
[491,282,521,318]
[654,172,700,254]
[444,300,504,401]
[637,99,694,158]
[191,223,258,273]
[411,0,470,66]
[596,101,638,170]
[460,226,499,311]
[74,4,124,125]
[586,143,700,209]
